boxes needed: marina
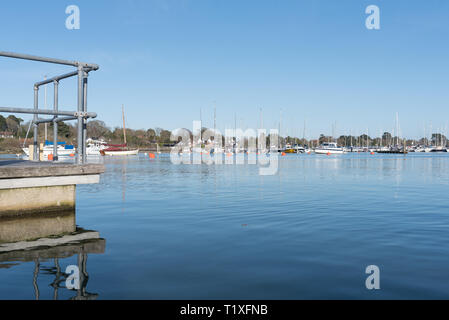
[1,52,448,298]
[1,1,449,306]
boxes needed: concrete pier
[0,160,104,243]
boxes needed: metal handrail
[0,51,99,163]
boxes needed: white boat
[86,138,108,156]
[414,146,425,152]
[22,142,76,159]
[293,144,305,153]
[101,149,139,156]
[315,142,345,154]
[430,146,448,153]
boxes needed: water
[1,153,449,299]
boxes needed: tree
[0,115,7,131]
[432,133,447,146]
[382,132,392,145]
[159,130,172,144]
[5,115,23,136]
[147,129,156,142]
[50,122,72,139]
[87,120,110,139]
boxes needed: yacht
[22,141,76,159]
[293,144,306,153]
[86,138,108,156]
[315,142,345,154]
[430,146,448,153]
[100,105,139,156]
[282,143,296,154]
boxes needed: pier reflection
[0,229,106,300]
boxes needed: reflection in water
[0,230,105,300]
[2,153,443,299]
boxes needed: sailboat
[100,105,139,156]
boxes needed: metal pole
[0,51,99,70]
[36,116,78,124]
[44,76,47,143]
[77,66,84,164]
[35,71,78,87]
[33,259,40,300]
[53,80,59,161]
[82,70,88,163]
[0,107,96,118]
[33,86,39,161]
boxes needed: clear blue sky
[1,0,448,139]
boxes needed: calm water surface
[1,153,449,299]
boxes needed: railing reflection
[0,229,105,300]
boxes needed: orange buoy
[370,152,375,155]
[70,153,75,157]
[308,152,311,155]
[281,152,286,156]
[149,153,155,159]
[227,153,233,157]
[47,154,53,161]
[327,152,331,156]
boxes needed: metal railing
[0,51,99,164]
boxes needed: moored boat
[22,140,76,159]
[315,142,345,154]
[100,147,139,156]
[86,138,108,156]
[100,105,139,156]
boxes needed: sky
[0,0,449,139]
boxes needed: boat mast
[260,108,263,150]
[350,129,352,148]
[366,128,369,149]
[303,119,306,146]
[279,108,282,148]
[44,75,48,142]
[395,112,399,146]
[234,112,237,150]
[122,104,127,145]
[214,103,216,148]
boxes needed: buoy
[308,152,311,155]
[370,152,375,155]
[227,153,233,157]
[281,152,286,156]
[149,153,155,159]
[47,154,53,161]
[70,153,75,157]
[327,152,331,156]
